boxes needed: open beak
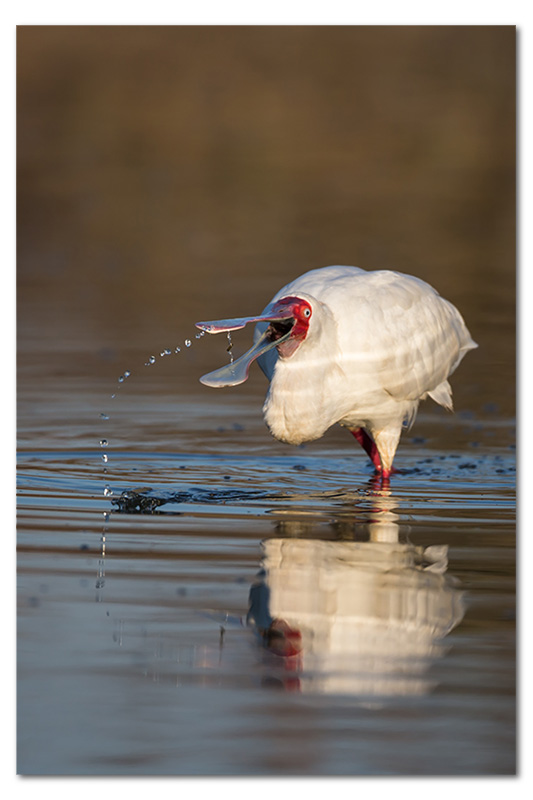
[195,303,295,387]
[197,327,292,387]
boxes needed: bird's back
[316,267,476,402]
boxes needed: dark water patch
[113,486,277,514]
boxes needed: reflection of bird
[196,266,477,477]
[256,535,464,697]
[248,484,464,697]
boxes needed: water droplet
[103,485,113,497]
[174,346,181,353]
[118,375,125,383]
[160,349,172,357]
[99,412,109,420]
[124,370,131,378]
[102,454,108,463]
[100,439,108,447]
[226,332,234,363]
[111,393,116,399]
[185,339,191,348]
[145,355,156,366]
[195,331,205,339]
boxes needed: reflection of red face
[261,619,303,692]
[264,618,302,658]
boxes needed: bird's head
[254,295,313,358]
[195,294,314,387]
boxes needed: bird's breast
[261,355,335,444]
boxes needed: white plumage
[197,265,477,477]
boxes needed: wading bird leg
[350,427,383,472]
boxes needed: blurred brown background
[17,26,515,414]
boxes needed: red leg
[350,427,383,472]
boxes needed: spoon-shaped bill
[199,329,291,387]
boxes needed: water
[17,26,515,777]
[17,356,516,775]
[227,332,234,363]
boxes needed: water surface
[17,359,516,774]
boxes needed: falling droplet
[226,332,234,363]
[102,454,108,463]
[103,485,113,497]
[100,439,108,447]
[175,346,181,353]
[145,355,156,366]
[111,393,116,399]
[195,331,205,339]
[185,339,191,348]
[160,349,172,357]
[99,412,109,420]
[118,375,125,383]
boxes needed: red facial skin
[268,296,312,358]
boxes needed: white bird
[196,266,477,478]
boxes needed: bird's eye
[303,307,311,318]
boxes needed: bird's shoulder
[276,266,439,309]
